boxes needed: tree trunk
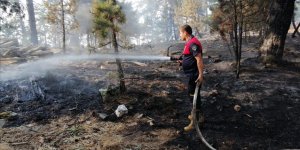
[112,30,126,93]
[237,1,243,79]
[291,14,300,36]
[19,11,26,44]
[233,1,239,78]
[259,1,295,64]
[61,0,66,53]
[292,22,300,38]
[26,0,38,45]
[16,0,26,44]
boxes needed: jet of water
[0,54,171,81]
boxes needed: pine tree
[92,0,126,93]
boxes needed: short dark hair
[180,25,193,35]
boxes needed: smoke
[0,54,170,81]
[75,1,92,33]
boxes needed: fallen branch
[10,142,29,146]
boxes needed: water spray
[0,54,172,81]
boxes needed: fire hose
[192,82,216,150]
[169,56,216,149]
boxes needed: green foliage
[44,0,78,30]
[92,0,126,39]
[210,0,270,35]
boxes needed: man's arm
[195,53,204,84]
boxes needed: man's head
[180,25,192,41]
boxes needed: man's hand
[177,60,183,64]
[195,74,203,84]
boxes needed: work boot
[184,111,205,132]
[184,114,194,132]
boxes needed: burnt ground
[0,36,300,150]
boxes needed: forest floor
[0,35,299,150]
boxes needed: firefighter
[179,24,205,132]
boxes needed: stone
[147,120,154,126]
[234,105,241,112]
[99,113,109,120]
[115,105,128,118]
[208,90,219,97]
[0,119,6,128]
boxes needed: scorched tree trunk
[260,0,295,64]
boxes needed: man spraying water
[174,25,205,132]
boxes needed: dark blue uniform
[182,36,203,109]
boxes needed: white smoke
[0,54,170,81]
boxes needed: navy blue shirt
[182,43,202,74]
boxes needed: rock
[98,113,109,120]
[208,90,219,97]
[234,105,241,112]
[0,119,6,128]
[115,105,128,118]
[147,120,154,126]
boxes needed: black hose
[192,82,216,150]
